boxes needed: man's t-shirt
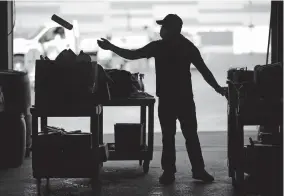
[137,34,203,98]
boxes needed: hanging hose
[266,5,272,65]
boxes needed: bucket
[0,113,26,169]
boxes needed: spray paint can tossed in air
[51,14,73,30]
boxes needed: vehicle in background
[13,20,100,87]
[79,37,99,61]
[13,20,80,86]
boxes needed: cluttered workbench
[30,55,156,193]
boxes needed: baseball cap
[156,14,183,30]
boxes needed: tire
[13,55,26,72]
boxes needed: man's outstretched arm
[191,46,225,96]
[97,38,156,60]
[110,44,143,60]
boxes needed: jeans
[158,96,205,173]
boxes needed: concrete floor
[0,131,263,196]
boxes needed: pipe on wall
[271,1,283,64]
[0,1,13,70]
[7,1,14,70]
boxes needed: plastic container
[0,113,26,169]
[114,123,144,152]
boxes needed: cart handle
[226,80,251,94]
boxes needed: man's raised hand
[97,38,112,50]
[216,86,228,99]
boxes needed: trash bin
[0,70,31,168]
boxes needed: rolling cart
[30,105,103,193]
[227,77,283,193]
[99,96,155,173]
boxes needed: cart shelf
[98,96,155,174]
[107,143,149,160]
[30,95,156,193]
[30,105,102,192]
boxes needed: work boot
[192,170,214,182]
[159,171,175,185]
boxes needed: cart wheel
[232,171,237,188]
[232,169,245,192]
[139,160,142,166]
[25,148,31,158]
[143,160,150,174]
[91,178,102,191]
[36,178,41,195]
[46,178,50,190]
[91,179,102,195]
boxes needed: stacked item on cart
[35,49,152,110]
[35,49,113,109]
[244,137,282,194]
[104,69,152,100]
[35,126,108,172]
[227,63,282,123]
[112,123,144,152]
[254,62,283,99]
[34,125,92,175]
[252,62,283,143]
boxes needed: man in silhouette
[97,14,227,185]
